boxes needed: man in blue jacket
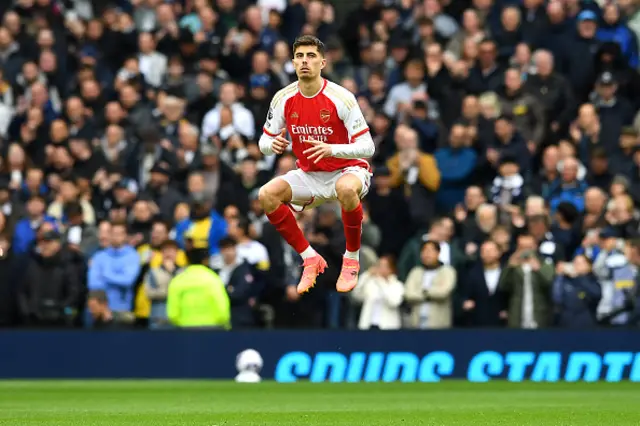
[88,221,141,313]
[435,122,478,213]
[13,194,57,256]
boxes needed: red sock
[342,203,363,252]
[266,204,310,254]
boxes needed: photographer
[499,233,555,328]
[552,255,602,328]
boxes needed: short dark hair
[422,239,441,252]
[482,239,501,251]
[293,35,325,57]
[236,216,251,236]
[219,237,237,249]
[64,201,84,218]
[152,219,171,232]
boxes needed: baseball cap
[599,227,620,239]
[150,162,172,177]
[41,229,61,242]
[598,71,616,85]
[577,10,598,22]
[499,154,519,167]
[115,178,139,195]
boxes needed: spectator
[201,81,255,142]
[217,237,258,328]
[592,72,635,159]
[86,290,135,329]
[435,122,478,213]
[593,227,627,320]
[365,167,412,258]
[352,255,404,330]
[166,240,230,328]
[526,50,575,138]
[404,240,457,329]
[18,230,82,327]
[466,39,504,95]
[500,233,555,328]
[12,194,56,256]
[87,221,141,314]
[398,217,463,281]
[547,156,588,214]
[586,147,614,192]
[596,3,639,69]
[383,59,429,119]
[490,155,527,225]
[134,219,188,322]
[0,234,20,326]
[553,254,601,328]
[47,177,96,226]
[227,215,270,275]
[387,126,441,230]
[462,239,507,327]
[567,11,601,103]
[498,67,545,153]
[487,113,530,177]
[62,201,99,258]
[143,239,183,329]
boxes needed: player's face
[292,45,325,80]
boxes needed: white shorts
[279,166,372,212]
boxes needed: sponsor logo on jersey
[320,109,331,123]
[290,124,334,142]
[267,108,273,120]
[291,112,299,119]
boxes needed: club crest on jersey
[319,109,331,123]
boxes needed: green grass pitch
[0,381,639,425]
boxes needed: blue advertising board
[0,330,639,382]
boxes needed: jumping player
[258,35,375,294]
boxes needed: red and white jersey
[262,79,371,173]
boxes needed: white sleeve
[201,108,220,142]
[236,107,256,139]
[331,132,375,159]
[383,86,399,117]
[262,94,286,138]
[259,94,286,155]
[330,94,374,159]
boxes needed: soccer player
[258,35,375,294]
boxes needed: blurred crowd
[1,0,640,331]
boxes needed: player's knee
[335,180,359,205]
[259,181,289,212]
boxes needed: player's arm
[258,94,288,156]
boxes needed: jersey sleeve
[262,93,286,137]
[341,93,370,141]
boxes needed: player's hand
[303,139,333,164]
[272,129,289,154]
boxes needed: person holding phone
[499,233,555,328]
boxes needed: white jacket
[352,272,404,330]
